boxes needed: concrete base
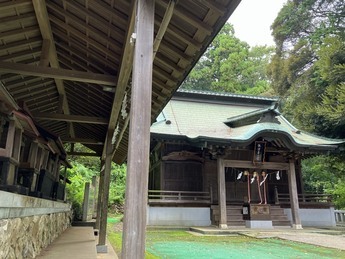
[246,220,273,229]
[218,224,228,229]
[284,208,336,227]
[96,245,108,253]
[292,224,303,229]
[147,206,211,226]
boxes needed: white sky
[228,0,287,46]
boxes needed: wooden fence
[275,192,333,207]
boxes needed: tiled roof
[151,93,344,151]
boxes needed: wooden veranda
[0,0,241,257]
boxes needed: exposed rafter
[32,0,75,137]
[32,113,109,125]
[0,0,31,11]
[109,0,176,159]
[101,1,137,160]
[0,61,117,86]
[67,152,99,157]
[61,138,104,145]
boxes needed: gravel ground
[251,230,345,251]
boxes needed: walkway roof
[0,0,241,163]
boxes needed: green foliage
[181,23,275,95]
[109,163,126,207]
[65,143,127,219]
[302,155,345,209]
[269,0,345,138]
[269,1,345,208]
[66,161,96,220]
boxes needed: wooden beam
[39,39,50,67]
[0,47,41,62]
[122,0,154,257]
[0,37,41,52]
[110,0,175,159]
[156,0,213,35]
[0,61,117,86]
[47,1,122,53]
[0,26,38,41]
[67,152,99,157]
[32,112,109,125]
[196,0,226,15]
[102,0,137,160]
[62,138,104,145]
[32,0,75,138]
[153,0,175,59]
[222,160,290,171]
[0,0,31,11]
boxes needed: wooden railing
[148,190,211,204]
[275,192,333,207]
[335,210,345,226]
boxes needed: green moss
[107,227,345,259]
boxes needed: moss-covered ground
[107,221,345,258]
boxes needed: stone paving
[246,228,345,251]
[190,226,345,251]
[37,227,97,259]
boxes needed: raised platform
[0,190,70,219]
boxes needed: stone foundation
[0,212,71,259]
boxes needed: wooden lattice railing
[148,190,211,204]
[275,192,333,206]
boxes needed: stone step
[271,215,289,221]
[227,221,245,226]
[272,220,291,226]
[214,215,243,221]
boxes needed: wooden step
[212,205,292,227]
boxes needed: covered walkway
[36,227,118,259]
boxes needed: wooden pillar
[95,160,105,231]
[5,120,16,157]
[122,0,154,258]
[217,158,227,229]
[288,159,302,229]
[97,133,112,251]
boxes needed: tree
[268,0,345,138]
[181,23,275,95]
[269,0,345,208]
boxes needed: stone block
[245,220,273,229]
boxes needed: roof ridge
[177,89,279,101]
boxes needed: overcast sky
[228,0,287,46]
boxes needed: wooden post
[217,158,227,229]
[82,182,91,222]
[5,120,16,157]
[95,160,105,231]
[28,142,38,168]
[97,132,112,252]
[122,0,154,257]
[288,159,302,229]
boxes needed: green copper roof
[151,92,344,152]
